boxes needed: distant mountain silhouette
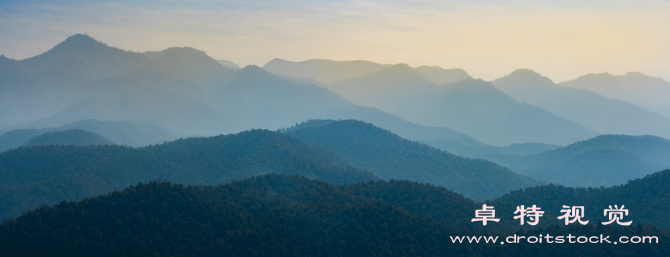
[263,58,389,84]
[284,120,541,200]
[131,47,235,98]
[0,34,151,128]
[60,119,180,147]
[0,55,50,127]
[415,66,471,84]
[488,135,670,187]
[215,63,488,146]
[326,66,595,145]
[560,72,670,118]
[0,128,61,152]
[263,59,472,87]
[271,72,325,87]
[23,129,114,147]
[500,142,562,156]
[493,69,670,139]
[211,65,357,130]
[331,63,438,111]
[394,78,596,146]
[216,59,241,69]
[19,34,149,85]
[1,35,500,147]
[0,129,378,220]
[18,77,246,136]
[0,35,239,132]
[314,105,487,145]
[0,119,179,152]
[492,69,557,103]
[422,140,562,160]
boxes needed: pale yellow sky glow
[1,0,669,82]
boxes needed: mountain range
[273,62,597,146]
[0,121,544,220]
[0,129,378,220]
[493,69,670,139]
[2,33,670,217]
[263,58,390,85]
[0,119,180,152]
[486,135,670,187]
[560,72,670,118]
[266,59,670,146]
[283,120,540,200]
[5,34,670,148]
[3,32,670,257]
[0,34,491,146]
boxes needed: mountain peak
[624,71,654,79]
[415,66,471,85]
[565,71,665,85]
[217,59,240,69]
[265,58,289,65]
[493,68,556,90]
[390,63,411,68]
[505,69,553,82]
[240,64,268,73]
[151,47,210,59]
[51,34,108,53]
[333,62,436,90]
[19,33,128,68]
[64,33,97,42]
[575,72,614,80]
[232,65,278,81]
[368,63,425,79]
[143,46,223,69]
[0,55,17,65]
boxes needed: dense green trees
[22,129,115,147]
[489,169,670,230]
[1,175,667,256]
[0,129,378,220]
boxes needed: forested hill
[23,129,115,147]
[1,175,667,257]
[489,169,670,230]
[0,127,61,152]
[0,129,378,220]
[284,119,541,200]
[0,119,180,152]
[489,134,670,187]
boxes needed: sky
[0,0,669,82]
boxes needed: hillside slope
[285,120,541,200]
[2,175,667,256]
[488,135,670,187]
[0,130,378,220]
[23,129,114,147]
